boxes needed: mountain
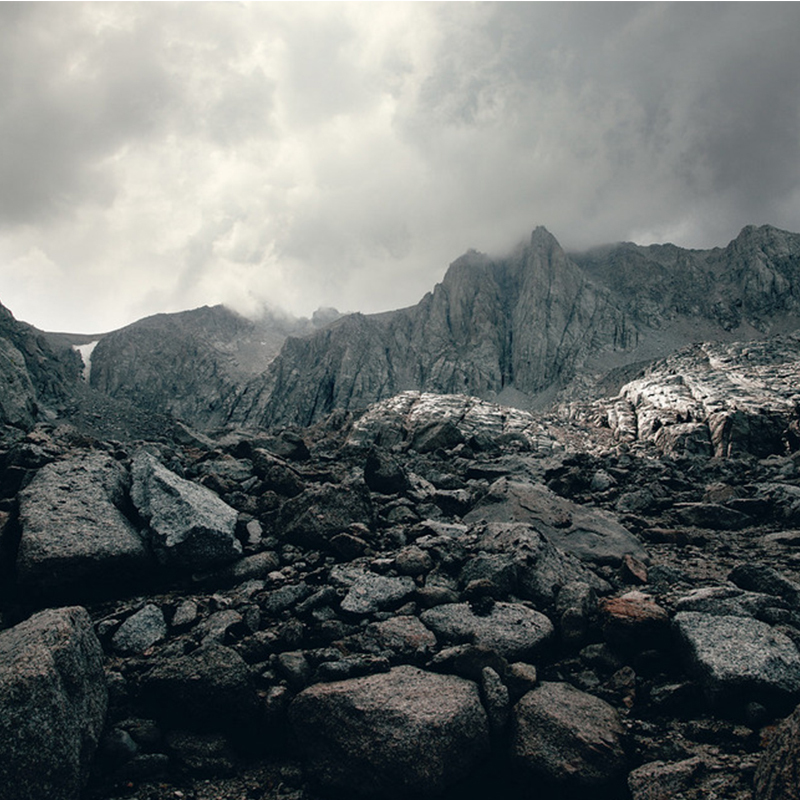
[227,224,800,429]
[0,301,81,429]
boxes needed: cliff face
[0,302,81,429]
[228,224,800,430]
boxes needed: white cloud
[0,2,798,332]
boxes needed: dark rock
[364,448,410,494]
[289,665,490,798]
[628,757,704,800]
[111,604,167,654]
[480,666,510,737]
[729,562,800,607]
[754,701,800,800]
[600,590,671,652]
[138,643,259,734]
[0,606,108,800]
[165,729,238,777]
[510,681,628,787]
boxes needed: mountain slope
[229,224,800,429]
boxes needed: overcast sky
[1,2,799,333]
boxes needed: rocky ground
[2,391,800,800]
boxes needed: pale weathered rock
[420,601,554,661]
[131,451,241,571]
[511,681,628,787]
[289,665,490,798]
[674,611,800,708]
[0,606,108,800]
[17,451,149,599]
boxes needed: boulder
[289,665,490,798]
[17,451,150,600]
[111,604,167,654]
[277,481,374,550]
[420,601,554,661]
[131,451,241,571]
[0,606,108,800]
[363,447,410,494]
[465,479,648,566]
[674,611,800,709]
[510,681,628,787]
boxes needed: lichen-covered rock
[289,665,490,798]
[131,451,241,571]
[510,681,628,787]
[754,701,800,800]
[0,606,108,800]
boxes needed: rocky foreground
[2,385,800,800]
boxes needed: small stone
[112,605,167,654]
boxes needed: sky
[1,2,799,333]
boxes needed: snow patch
[74,341,99,381]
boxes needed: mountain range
[2,223,799,436]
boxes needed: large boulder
[674,611,800,710]
[0,606,108,800]
[16,451,150,600]
[510,681,628,788]
[420,601,554,661]
[289,665,490,798]
[464,479,648,566]
[131,451,241,571]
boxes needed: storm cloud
[1,2,798,332]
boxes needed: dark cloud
[0,2,798,332]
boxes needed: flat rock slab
[17,451,150,599]
[0,606,108,800]
[340,573,416,615]
[132,451,241,571]
[420,601,554,661]
[289,665,490,798]
[511,681,628,787]
[465,479,648,566]
[674,611,800,708]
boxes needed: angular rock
[278,481,374,550]
[364,447,410,494]
[420,601,554,661]
[131,451,241,571]
[628,757,704,800]
[289,665,490,798]
[674,611,800,709]
[0,606,108,800]
[16,451,149,599]
[511,681,628,787]
[112,604,167,654]
[474,521,609,605]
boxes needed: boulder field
[1,391,800,800]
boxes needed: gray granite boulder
[112,604,167,654]
[511,681,628,787]
[465,479,648,566]
[754,701,800,800]
[340,573,416,615]
[17,451,150,599]
[289,665,490,798]
[420,601,554,661]
[0,606,108,800]
[674,611,800,708]
[131,451,241,571]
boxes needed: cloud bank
[1,3,799,332]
